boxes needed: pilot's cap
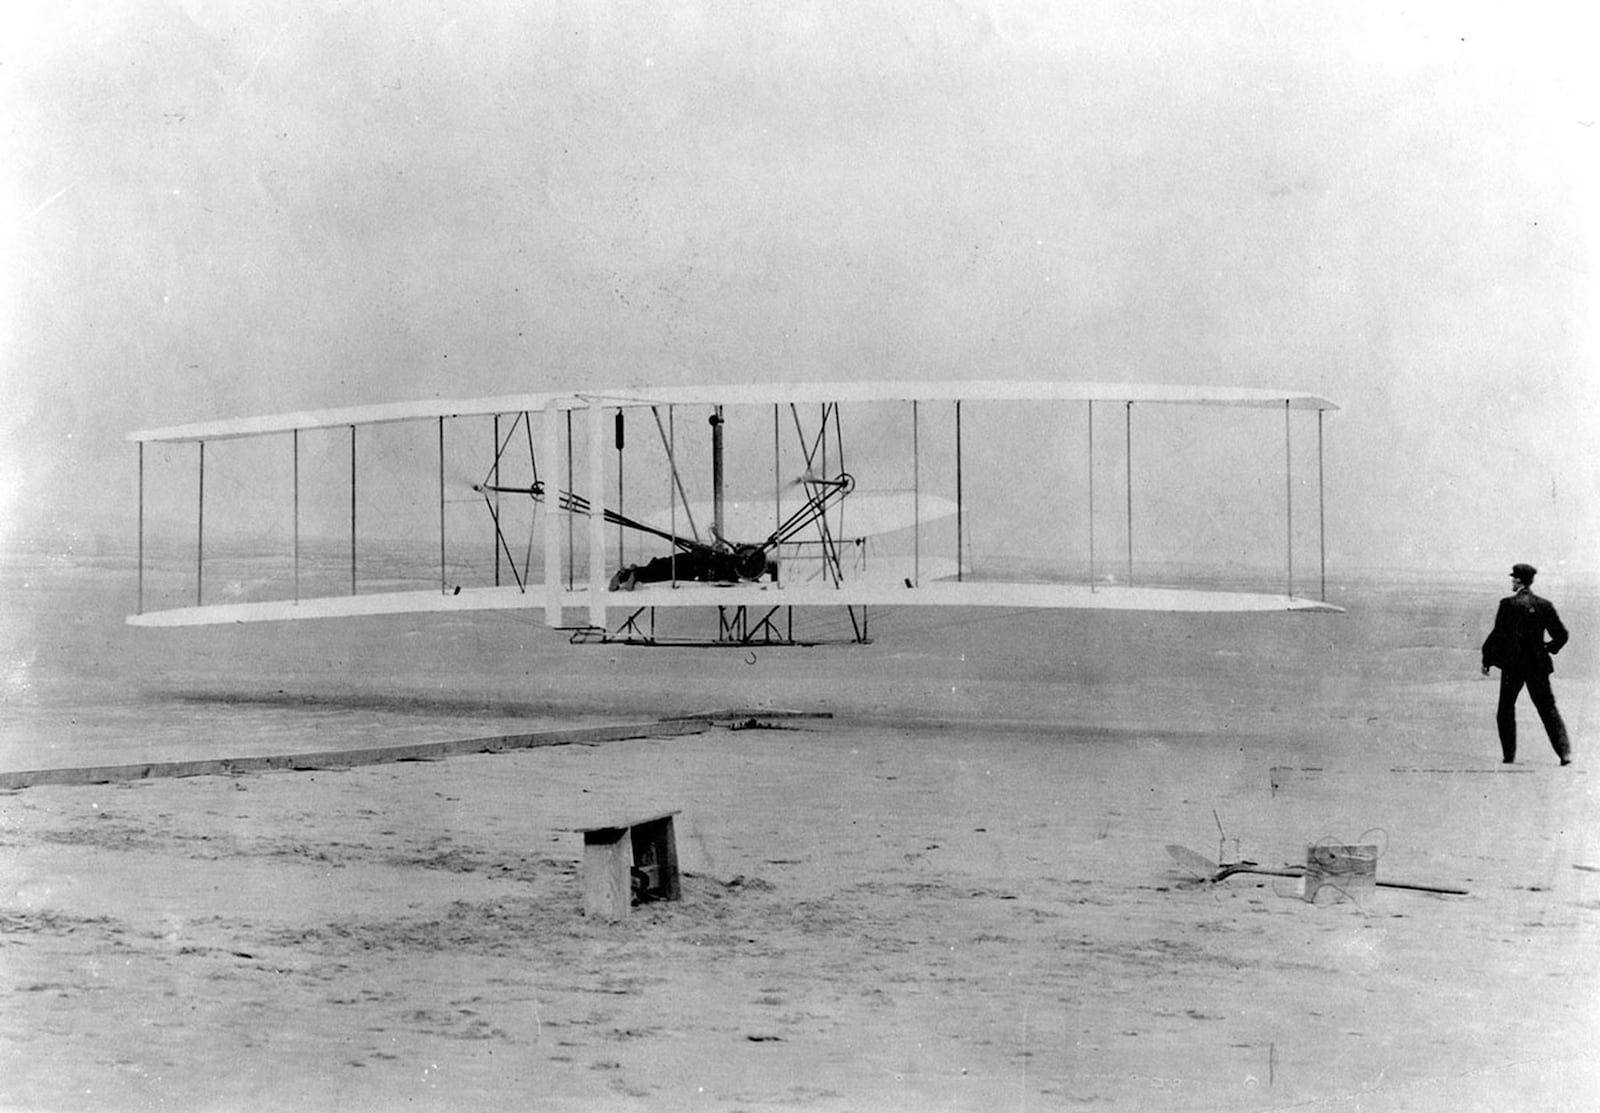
[1511,563,1538,583]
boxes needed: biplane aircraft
[128,381,1341,645]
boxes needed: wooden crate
[578,810,681,920]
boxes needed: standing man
[1481,563,1572,765]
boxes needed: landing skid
[564,604,873,647]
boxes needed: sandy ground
[2,550,1598,1111]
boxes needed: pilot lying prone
[609,544,778,590]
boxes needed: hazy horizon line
[5,533,1593,592]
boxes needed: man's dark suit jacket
[1482,589,1569,676]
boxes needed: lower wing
[129,578,1339,627]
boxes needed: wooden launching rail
[0,709,830,791]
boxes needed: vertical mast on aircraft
[710,405,725,545]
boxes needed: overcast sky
[3,1,1596,577]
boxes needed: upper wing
[128,380,1338,443]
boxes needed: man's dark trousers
[1497,668,1571,763]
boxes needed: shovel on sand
[1165,845,1468,896]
